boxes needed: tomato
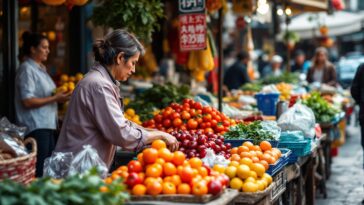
[183,103,190,109]
[163,110,172,119]
[205,122,211,128]
[127,160,143,173]
[193,102,203,110]
[181,111,191,120]
[156,123,163,129]
[183,99,192,105]
[211,120,218,128]
[180,125,187,130]
[204,127,214,134]
[163,119,172,128]
[171,112,181,120]
[189,109,197,117]
[192,181,208,196]
[202,107,212,114]
[199,122,206,129]
[181,166,194,183]
[196,117,203,124]
[197,109,203,115]
[215,124,225,133]
[173,118,183,127]
[187,119,198,129]
[170,103,179,109]
[214,115,221,122]
[222,120,230,127]
[203,114,212,122]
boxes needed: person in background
[350,63,364,170]
[55,29,179,168]
[257,52,270,75]
[262,55,283,78]
[306,47,337,86]
[291,49,310,73]
[223,51,251,91]
[15,31,71,177]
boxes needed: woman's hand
[148,130,179,152]
[54,91,71,103]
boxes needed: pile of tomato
[106,140,229,196]
[142,99,236,134]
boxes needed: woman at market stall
[15,31,71,177]
[306,47,337,86]
[55,29,179,168]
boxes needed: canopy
[278,0,328,13]
[281,11,364,39]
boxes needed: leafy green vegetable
[261,72,300,85]
[240,83,263,92]
[302,92,340,123]
[0,168,128,205]
[224,121,276,144]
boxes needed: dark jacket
[223,61,250,90]
[351,63,364,122]
[306,63,337,86]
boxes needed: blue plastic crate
[278,138,311,157]
[266,148,291,176]
[224,139,279,148]
[255,93,280,116]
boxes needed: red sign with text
[179,13,206,51]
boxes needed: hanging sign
[179,0,206,51]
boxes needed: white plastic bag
[68,145,108,178]
[43,152,73,179]
[201,148,229,167]
[277,103,316,138]
[260,121,281,141]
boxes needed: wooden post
[217,8,223,112]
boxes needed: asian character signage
[179,0,206,51]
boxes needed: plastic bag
[260,121,281,141]
[43,152,73,179]
[277,103,316,138]
[0,132,28,159]
[68,145,108,178]
[201,148,229,167]
[0,117,27,139]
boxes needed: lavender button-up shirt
[55,64,148,167]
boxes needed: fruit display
[218,141,277,192]
[124,108,142,125]
[0,168,129,205]
[107,140,228,196]
[143,99,235,134]
[240,83,263,94]
[171,130,232,159]
[302,92,340,123]
[126,83,191,121]
[55,73,84,93]
[275,83,292,101]
[224,121,276,144]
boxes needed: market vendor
[15,32,71,177]
[306,47,337,86]
[55,29,179,168]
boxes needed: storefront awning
[278,0,328,13]
[280,11,364,39]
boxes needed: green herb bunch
[302,92,340,123]
[224,121,276,144]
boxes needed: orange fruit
[117,166,128,172]
[258,160,269,171]
[99,186,108,193]
[189,157,203,168]
[245,177,256,183]
[251,156,260,163]
[104,177,113,184]
[177,183,191,194]
[262,173,273,185]
[137,153,144,165]
[249,151,257,157]
[111,173,120,180]
[138,172,145,182]
[259,141,272,152]
[240,152,252,159]
[132,184,147,196]
[230,177,243,190]
[120,171,129,179]
[270,156,277,164]
[180,166,194,183]
[146,164,162,178]
[172,151,186,166]
[258,178,268,189]
[255,180,265,191]
[248,171,258,179]
[144,177,157,186]
[237,164,251,179]
[239,157,253,168]
[252,145,261,152]
[238,146,249,154]
[152,139,167,150]
[251,163,265,177]
[198,167,208,177]
[225,166,237,179]
[158,148,174,162]
[192,181,208,195]
[163,162,177,176]
[164,176,172,182]
[170,175,182,186]
[242,182,258,192]
[256,151,263,160]
[271,152,279,160]
[146,181,163,195]
[262,153,274,164]
[212,164,226,174]
[231,147,238,154]
[272,148,282,158]
[242,141,254,150]
[229,161,240,168]
[143,148,158,164]
[230,154,241,162]
[162,182,177,194]
[156,158,166,165]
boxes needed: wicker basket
[0,137,37,184]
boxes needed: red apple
[208,180,223,195]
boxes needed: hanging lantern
[332,0,345,11]
[319,25,329,36]
[48,31,56,41]
[42,0,66,6]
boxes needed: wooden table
[125,189,239,205]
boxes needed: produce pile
[124,108,142,125]
[143,99,235,134]
[126,83,191,121]
[0,169,128,205]
[171,130,232,159]
[55,73,84,93]
[261,72,300,85]
[240,83,262,94]
[224,121,276,144]
[275,83,292,101]
[108,140,229,196]
[302,92,340,123]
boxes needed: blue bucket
[255,93,280,116]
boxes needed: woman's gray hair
[314,47,328,56]
[93,29,145,65]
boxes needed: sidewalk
[316,122,364,205]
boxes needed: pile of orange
[212,141,279,192]
[105,140,227,196]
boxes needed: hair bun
[21,31,31,43]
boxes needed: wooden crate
[233,182,275,205]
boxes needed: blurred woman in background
[306,47,337,86]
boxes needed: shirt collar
[26,58,47,72]
[92,63,121,88]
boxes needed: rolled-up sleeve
[88,84,148,152]
[17,68,37,100]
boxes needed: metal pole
[217,8,223,112]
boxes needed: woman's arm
[22,91,71,109]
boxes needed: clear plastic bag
[68,145,108,178]
[260,121,281,141]
[0,132,28,158]
[277,103,316,138]
[0,117,27,139]
[201,148,229,167]
[43,152,73,179]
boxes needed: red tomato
[181,111,191,120]
[187,119,198,129]
[171,112,181,120]
[173,118,183,127]
[128,160,143,173]
[205,122,211,128]
[193,102,203,110]
[211,120,218,128]
[196,118,203,124]
[214,115,221,122]
[223,120,230,127]
[197,110,203,115]
[199,122,206,129]
[154,114,163,123]
[183,99,193,105]
[204,128,214,134]
[202,107,212,114]
[163,110,172,119]
[203,114,212,122]
[163,119,172,128]
[189,109,197,117]
[215,124,225,133]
